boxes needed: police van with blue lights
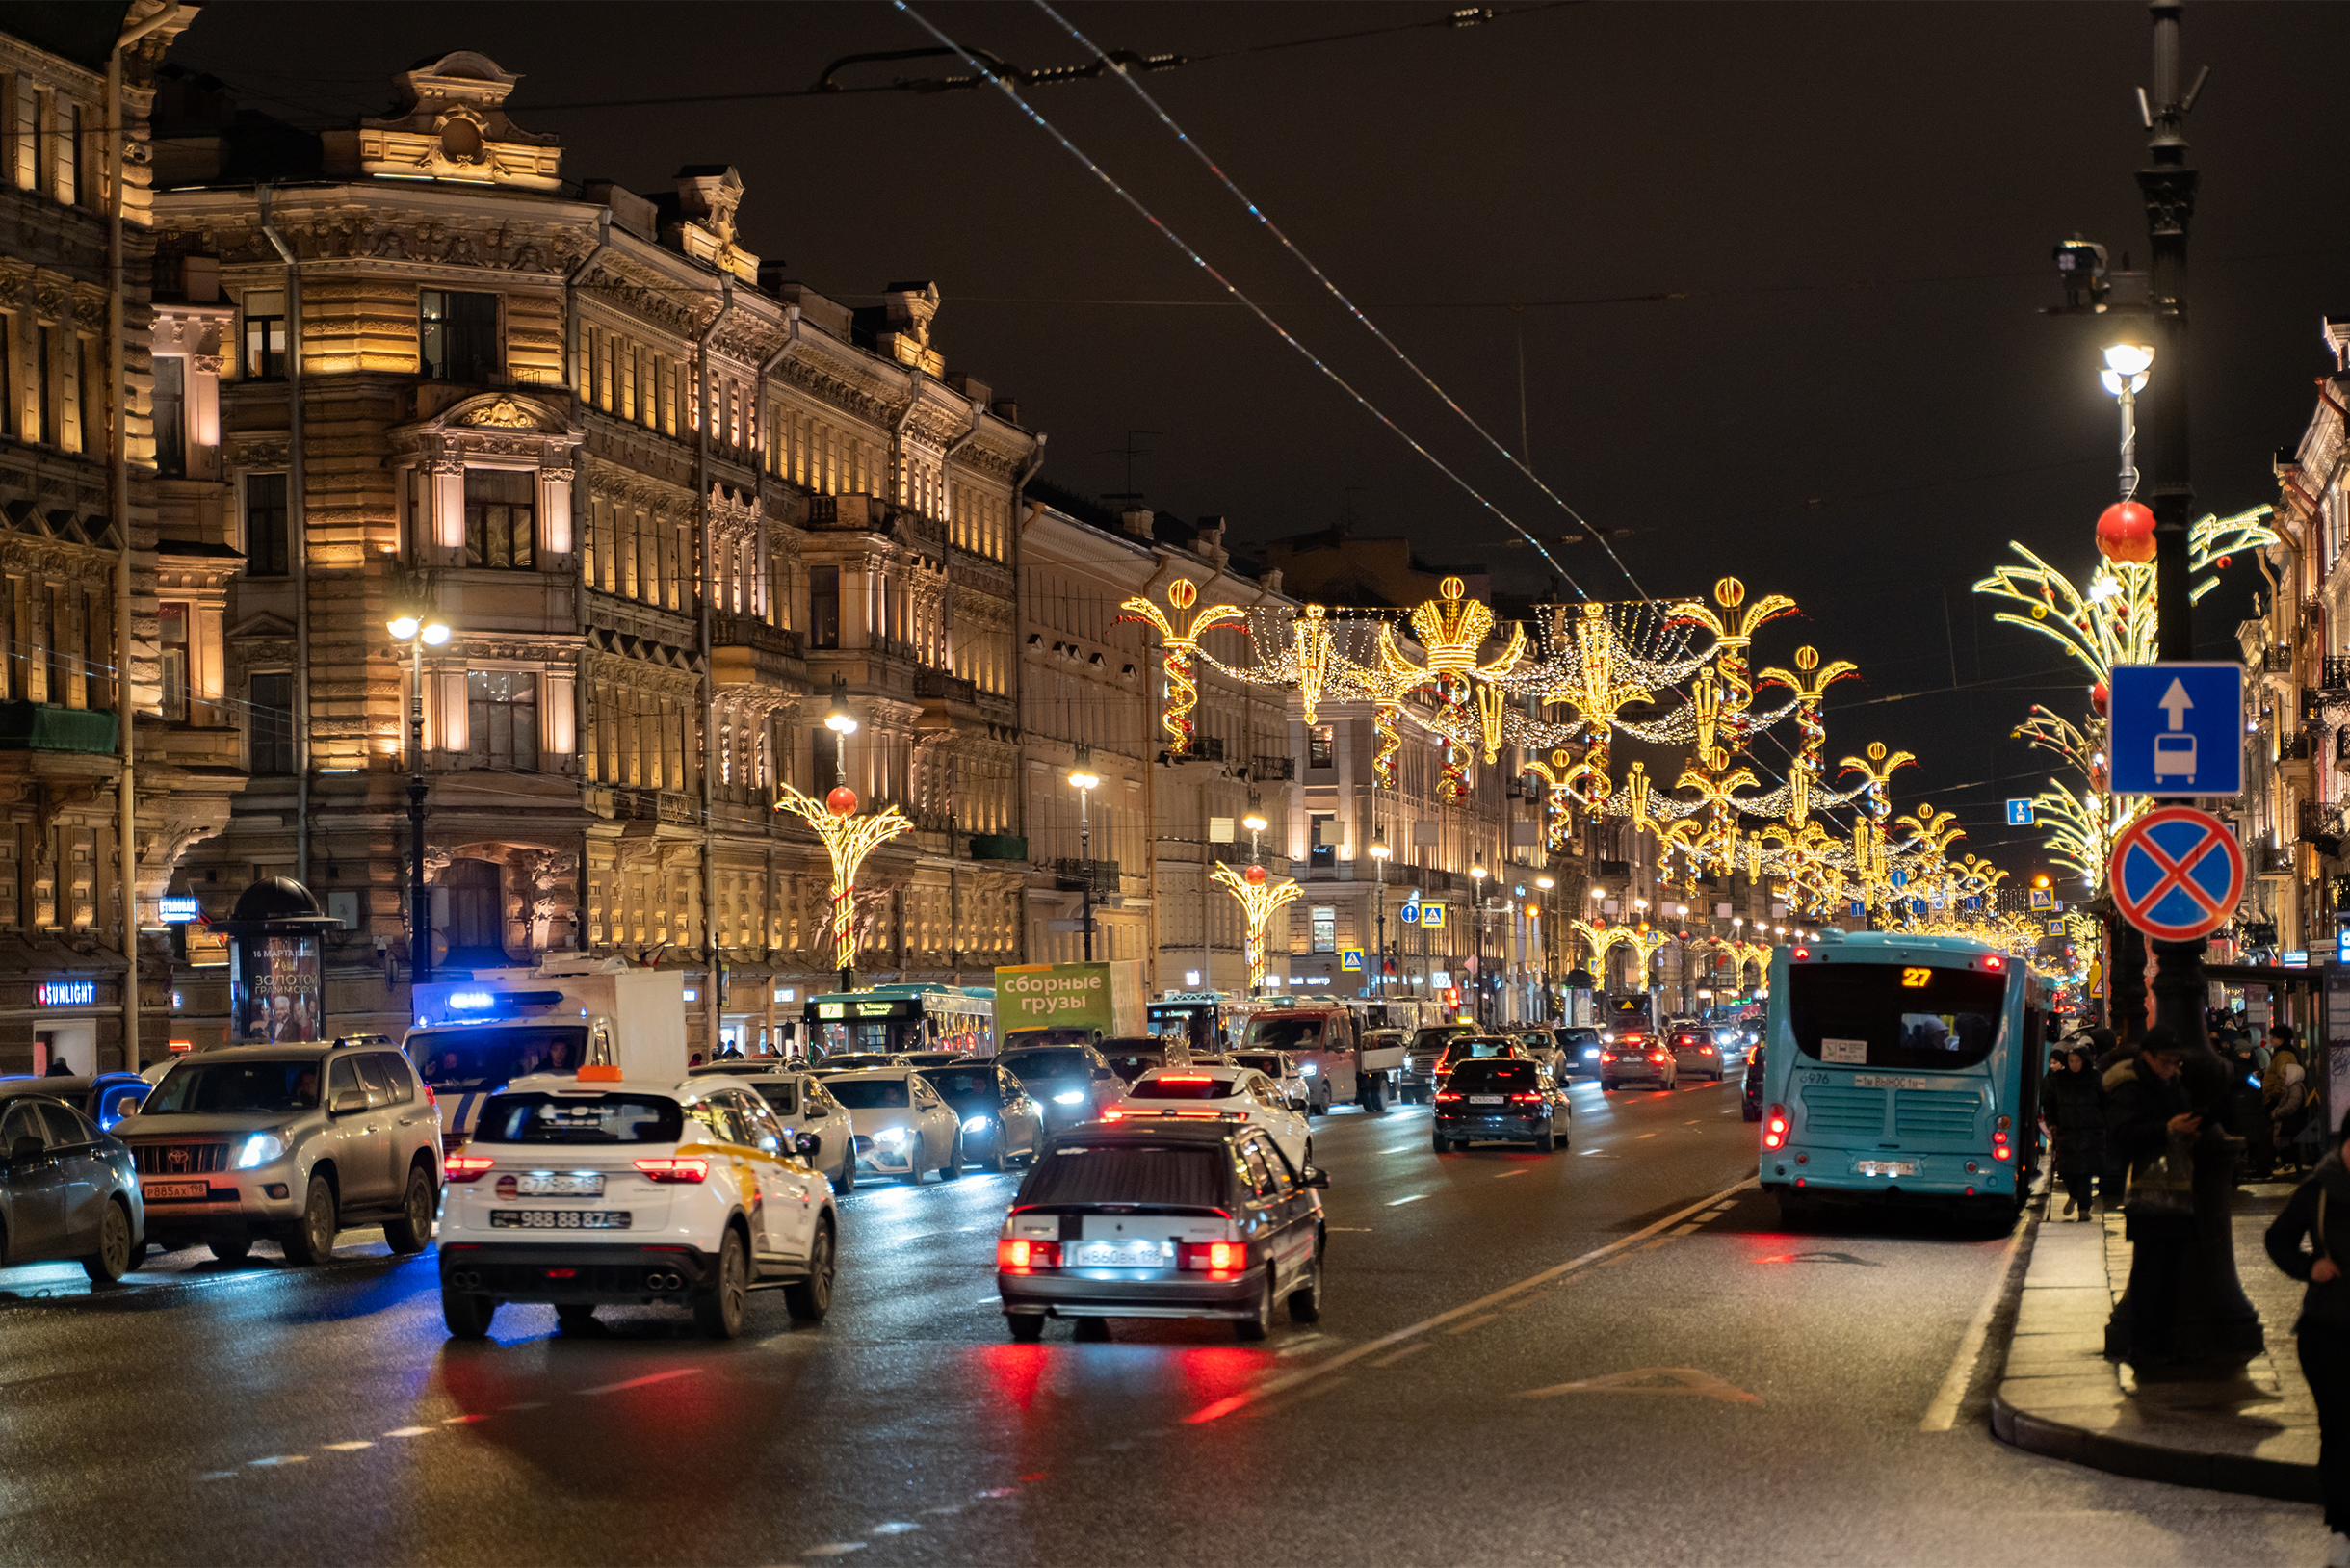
[404,957,688,1154]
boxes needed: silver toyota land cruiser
[115,1041,443,1264]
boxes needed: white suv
[436,1070,836,1340]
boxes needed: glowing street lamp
[387,608,451,986]
[1370,828,1391,999]
[1068,749,1102,961]
[2102,339,2154,501]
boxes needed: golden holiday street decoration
[773,782,917,977]
[1118,577,1248,758]
[1212,858,1302,995]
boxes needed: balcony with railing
[1051,858,1122,897]
[2257,842,2298,878]
[2323,655,2350,692]
[710,613,804,689]
[1251,755,1294,781]
[2262,646,2296,674]
[914,669,976,705]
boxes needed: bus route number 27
[1899,966,1932,989]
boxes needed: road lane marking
[870,1523,921,1536]
[1669,1223,1702,1235]
[803,1545,868,1557]
[1388,1194,1426,1207]
[1183,1174,1758,1423]
[1447,1314,1501,1335]
[577,1368,702,1397]
[1327,1226,1374,1232]
[1919,1196,2040,1432]
[1637,1238,1674,1250]
[1275,1334,1332,1358]
[383,1427,432,1438]
[1636,1133,1657,1139]
[1494,1170,1528,1179]
[1370,1343,1433,1368]
[321,1442,374,1452]
[442,1414,490,1424]
[248,1455,307,1466]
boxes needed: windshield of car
[1448,1060,1540,1090]
[1410,1026,1473,1055]
[1102,1052,1163,1083]
[1787,963,2006,1071]
[1228,1054,1286,1077]
[1242,1016,1323,1052]
[1561,1029,1601,1044]
[142,1058,324,1114]
[1132,1073,1235,1101]
[922,1068,998,1101]
[827,1078,913,1110]
[1014,1142,1228,1209]
[750,1081,798,1115]
[998,1049,1092,1082]
[824,1054,899,1070]
[1440,1038,1518,1064]
[474,1092,683,1144]
[405,1026,590,1089]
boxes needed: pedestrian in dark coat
[2105,1028,2201,1372]
[2045,1048,2106,1219]
[2265,1112,2350,1567]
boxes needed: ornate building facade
[150,50,1037,1053]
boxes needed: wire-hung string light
[889,0,1590,602]
[1032,0,1644,600]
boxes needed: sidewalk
[1991,1180,2321,1502]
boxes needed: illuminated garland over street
[1212,859,1302,994]
[774,783,917,977]
[1119,577,1248,757]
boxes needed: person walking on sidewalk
[2045,1047,2106,1220]
[2263,1110,2350,1568]
[2107,1029,2201,1372]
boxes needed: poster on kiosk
[231,932,323,1044]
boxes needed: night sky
[168,2,2350,876]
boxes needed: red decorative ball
[2096,502,2156,564]
[2090,681,2109,716]
[1244,864,1267,885]
[2217,554,2232,570]
[825,786,859,817]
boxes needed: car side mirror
[8,1134,45,1166]
[1092,1066,1113,1081]
[329,1088,368,1116]
[792,1131,821,1159]
[1299,1165,1330,1189]
[803,1105,825,1119]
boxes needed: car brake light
[1763,1106,1789,1150]
[1792,948,1810,961]
[1984,954,2003,970]
[1180,1241,1243,1272]
[444,1155,495,1182]
[632,1157,710,1183]
[1700,1047,1715,1056]
[999,1238,1060,1270]
[1507,1092,1542,1103]
[1435,1091,1462,1102]
[579,1064,624,1083]
[1650,1052,1667,1062]
[421,1084,437,1109]
[1600,1052,1616,1062]
[1155,1074,1214,1083]
[1101,1108,1126,1120]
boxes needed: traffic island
[1990,1182,2319,1503]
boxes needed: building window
[159,602,188,721]
[1310,812,1336,870]
[808,564,840,649]
[1311,906,1337,954]
[55,100,74,206]
[250,672,295,774]
[420,290,501,383]
[463,468,535,570]
[35,323,52,443]
[153,356,184,478]
[1308,724,1334,770]
[245,473,289,576]
[467,670,538,771]
[242,290,286,380]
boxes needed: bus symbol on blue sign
[2107,663,2244,797]
[2006,799,2034,826]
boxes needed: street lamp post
[1068,747,1100,962]
[1470,860,1488,1026]
[1536,875,1555,1022]
[387,609,450,989]
[1370,828,1391,1007]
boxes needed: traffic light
[2032,874,2051,890]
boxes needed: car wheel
[980,1124,1005,1173]
[208,1236,252,1264]
[443,1290,496,1339]
[383,1164,435,1256]
[1533,1127,1556,1155]
[1742,1105,1762,1123]
[1431,1133,1450,1154]
[280,1174,338,1266]
[1361,1076,1386,1114]
[1288,1245,1323,1323]
[556,1303,598,1333]
[1235,1270,1274,1342]
[784,1216,835,1323]
[902,1156,926,1185]
[831,1153,856,1194]
[1006,1312,1045,1343]
[693,1228,750,1340]
[81,1198,135,1284]
[943,1134,963,1181]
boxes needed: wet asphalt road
[0,1073,2327,1567]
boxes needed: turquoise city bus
[804,984,996,1058]
[1756,929,2046,1226]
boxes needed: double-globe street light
[387,609,451,987]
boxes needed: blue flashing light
[448,991,496,1011]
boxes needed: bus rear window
[1787,964,2006,1070]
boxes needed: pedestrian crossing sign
[1420,902,1448,930]
[1339,948,1364,973]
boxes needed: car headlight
[234,1132,286,1169]
[1053,1090,1084,1106]
[962,1115,993,1134]
[1299,1063,1317,1077]
[875,1127,912,1146]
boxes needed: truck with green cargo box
[993,960,1146,1045]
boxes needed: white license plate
[1856,1162,1916,1178]
[1071,1241,1168,1267]
[490,1210,633,1230]
[516,1172,605,1197]
[1468,1095,1505,1105]
[142,1180,208,1201]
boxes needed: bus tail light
[1992,1126,2014,1163]
[1983,954,2004,970]
[1762,1107,1789,1150]
[1792,948,1811,961]
[999,1239,1060,1271]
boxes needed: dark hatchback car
[995,1119,1327,1343]
[0,1092,144,1282]
[0,1072,156,1133]
[1432,1058,1572,1153]
[996,1043,1122,1133]
[1742,1049,1765,1121]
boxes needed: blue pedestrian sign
[1339,948,1364,974]
[2107,663,2243,797]
[2006,799,2035,826]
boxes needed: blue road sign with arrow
[2006,799,2034,826]
[2107,663,2242,797]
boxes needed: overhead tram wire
[889,0,1592,601]
[1032,0,1642,601]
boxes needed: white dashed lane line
[1388,1194,1426,1207]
